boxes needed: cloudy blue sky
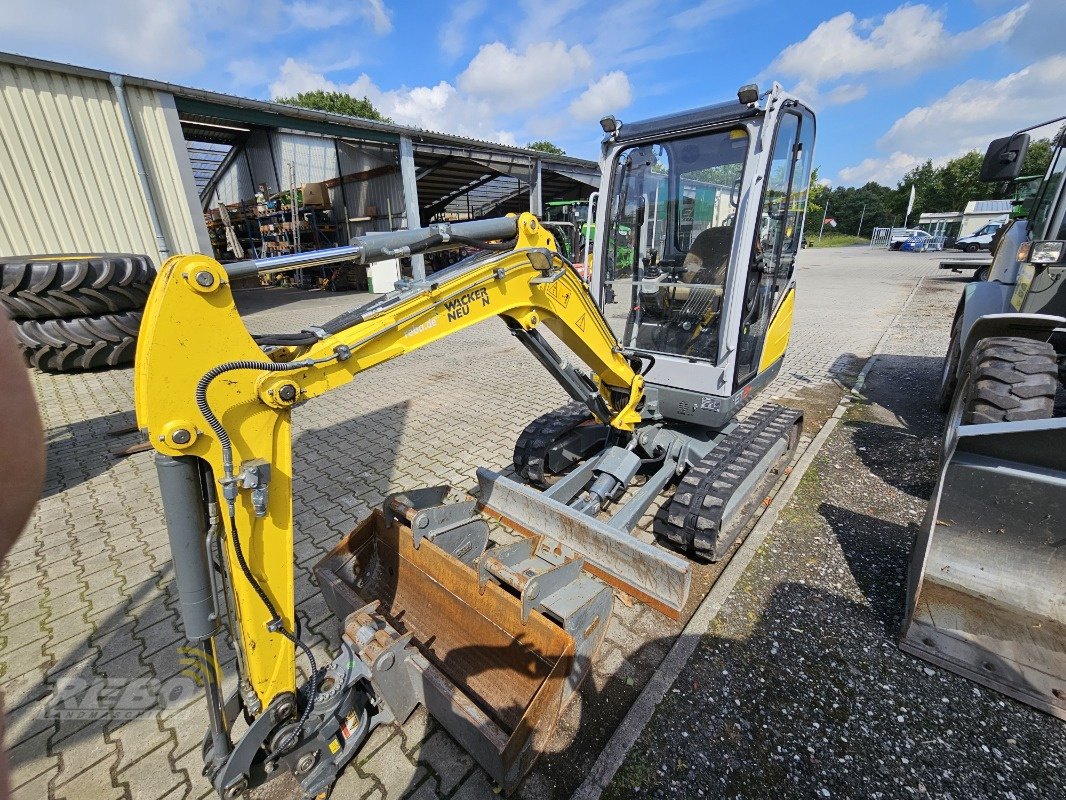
[3,1,1064,186]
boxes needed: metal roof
[411,149,595,221]
[0,50,600,174]
[966,199,1013,214]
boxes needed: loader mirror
[980,133,1030,182]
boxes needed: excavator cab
[593,87,815,417]
[137,83,816,799]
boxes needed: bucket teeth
[313,492,614,790]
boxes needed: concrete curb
[570,274,928,800]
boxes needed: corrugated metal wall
[213,153,254,207]
[275,133,336,185]
[0,62,205,266]
[337,141,403,236]
[210,133,404,241]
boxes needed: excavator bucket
[901,417,1066,719]
[314,488,613,792]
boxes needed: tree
[803,168,830,237]
[273,90,392,123]
[887,138,1057,222]
[1022,138,1054,177]
[527,140,566,155]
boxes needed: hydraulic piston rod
[223,217,521,279]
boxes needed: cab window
[601,128,750,364]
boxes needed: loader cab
[592,86,815,422]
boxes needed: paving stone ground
[607,267,1066,797]
[3,246,943,799]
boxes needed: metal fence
[869,228,946,252]
[870,227,892,248]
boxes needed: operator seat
[682,226,732,285]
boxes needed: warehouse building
[0,52,599,280]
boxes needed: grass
[806,233,870,247]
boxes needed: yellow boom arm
[134,213,642,711]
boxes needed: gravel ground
[605,276,1066,799]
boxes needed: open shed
[0,51,600,280]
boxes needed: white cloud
[269,58,331,97]
[0,0,204,74]
[287,1,352,30]
[268,59,517,144]
[838,54,1066,185]
[1006,0,1064,59]
[458,41,593,111]
[878,55,1066,158]
[568,72,632,122]
[837,152,925,187]
[440,0,488,59]
[359,0,393,35]
[821,83,868,106]
[767,3,1029,106]
[669,0,746,30]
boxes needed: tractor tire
[957,337,1057,425]
[0,254,155,320]
[512,402,602,488]
[942,337,1057,461]
[14,310,142,372]
[937,313,963,412]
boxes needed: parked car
[900,232,945,252]
[952,221,1005,252]
[889,228,927,250]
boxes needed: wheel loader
[135,83,816,798]
[903,116,1066,719]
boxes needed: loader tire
[937,313,963,412]
[0,254,155,320]
[957,337,1057,425]
[513,402,601,488]
[14,310,141,372]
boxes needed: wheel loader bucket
[314,488,612,792]
[901,417,1066,719]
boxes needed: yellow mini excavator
[136,83,815,798]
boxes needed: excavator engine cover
[314,489,612,792]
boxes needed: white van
[953,221,1004,253]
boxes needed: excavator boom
[136,84,816,798]
[135,213,669,796]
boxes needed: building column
[398,135,425,280]
[530,158,543,218]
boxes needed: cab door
[733,109,815,388]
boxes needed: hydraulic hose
[194,354,340,753]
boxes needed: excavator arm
[134,213,643,717]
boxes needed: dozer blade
[475,468,692,618]
[901,418,1066,719]
[314,488,612,793]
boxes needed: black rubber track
[0,254,155,320]
[960,337,1057,424]
[15,310,142,372]
[513,401,596,487]
[655,403,802,560]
